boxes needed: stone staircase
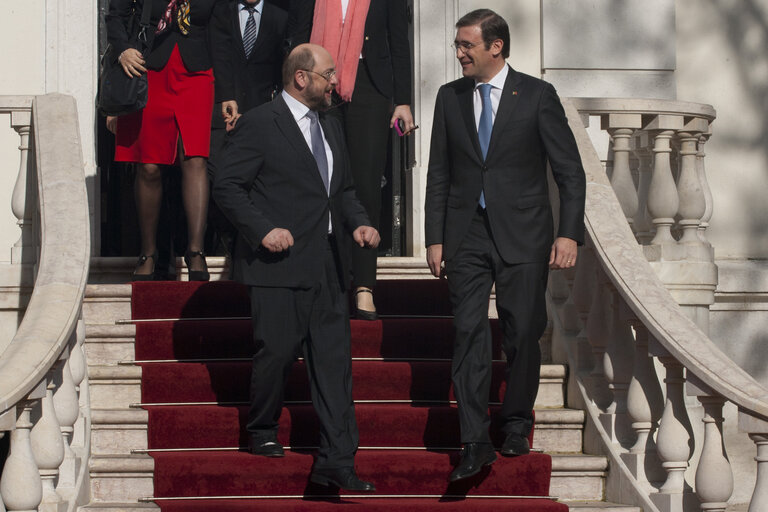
[80,264,640,512]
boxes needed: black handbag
[98,0,154,116]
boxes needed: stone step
[565,502,642,512]
[80,503,159,512]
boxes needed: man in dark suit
[207,0,289,254]
[424,9,586,482]
[212,43,379,492]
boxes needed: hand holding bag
[98,0,154,116]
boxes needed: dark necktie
[242,5,258,59]
[308,111,330,194]
[477,83,493,209]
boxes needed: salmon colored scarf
[310,0,371,101]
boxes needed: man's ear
[294,69,307,89]
[491,39,504,58]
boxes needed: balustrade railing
[550,98,768,512]
[0,94,91,511]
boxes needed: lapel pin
[512,91,518,95]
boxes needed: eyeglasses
[302,69,337,82]
[451,41,482,53]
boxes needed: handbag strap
[137,0,155,43]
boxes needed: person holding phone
[290,0,415,319]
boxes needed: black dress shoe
[248,436,284,457]
[184,250,210,282]
[310,467,376,492]
[132,252,158,281]
[501,433,530,457]
[449,443,497,482]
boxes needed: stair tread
[151,449,554,497]
[149,497,568,511]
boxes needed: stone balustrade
[548,99,768,512]
[0,95,91,511]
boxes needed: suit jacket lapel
[272,96,327,192]
[230,2,248,62]
[487,66,522,158]
[457,79,483,162]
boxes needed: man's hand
[261,228,294,253]
[549,237,578,270]
[222,100,240,131]
[390,104,416,135]
[426,244,445,278]
[118,48,147,78]
[352,226,380,249]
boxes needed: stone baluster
[622,322,665,487]
[696,131,714,251]
[676,118,710,260]
[598,291,635,447]
[604,115,641,226]
[58,329,86,490]
[691,393,733,512]
[30,372,65,509]
[632,131,655,244]
[53,351,80,469]
[1,401,43,511]
[654,354,695,496]
[645,115,683,250]
[748,434,768,512]
[570,243,596,377]
[9,109,36,265]
[586,267,613,410]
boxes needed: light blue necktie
[477,83,493,209]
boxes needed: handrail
[552,97,768,511]
[0,93,90,413]
[562,98,768,421]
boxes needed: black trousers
[331,60,392,288]
[246,239,359,469]
[446,209,549,443]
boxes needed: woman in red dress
[106,0,235,280]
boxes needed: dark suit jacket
[106,0,229,72]
[212,94,370,288]
[425,66,586,264]
[288,0,411,105]
[210,0,289,127]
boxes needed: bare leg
[134,163,163,275]
[178,140,209,272]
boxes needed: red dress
[115,44,214,165]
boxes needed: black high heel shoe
[354,288,378,321]
[184,250,210,281]
[132,252,158,281]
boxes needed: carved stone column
[30,372,65,510]
[645,115,683,254]
[599,293,634,447]
[10,110,36,265]
[696,131,714,255]
[632,131,655,244]
[603,113,642,226]
[1,401,43,511]
[694,395,733,512]
[676,118,709,260]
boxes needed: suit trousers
[446,208,549,443]
[246,238,359,469]
[332,60,392,288]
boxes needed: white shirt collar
[475,64,509,91]
[281,90,312,122]
[239,1,262,14]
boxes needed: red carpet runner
[133,280,568,511]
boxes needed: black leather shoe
[248,436,284,457]
[501,433,530,457]
[449,443,497,482]
[132,252,158,281]
[184,250,210,282]
[310,467,376,492]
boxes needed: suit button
[482,165,488,172]
[365,36,369,41]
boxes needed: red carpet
[133,280,567,511]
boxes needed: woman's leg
[178,141,209,272]
[134,163,163,275]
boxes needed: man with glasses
[213,43,380,492]
[425,9,585,482]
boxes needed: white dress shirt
[238,1,263,40]
[473,64,509,130]
[281,91,335,232]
